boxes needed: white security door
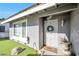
[44,19,59,48]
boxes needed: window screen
[14,24,21,36]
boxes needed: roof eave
[1,3,55,24]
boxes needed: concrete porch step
[39,46,58,56]
[43,46,57,53]
[39,46,71,56]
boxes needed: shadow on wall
[33,42,37,49]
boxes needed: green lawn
[0,38,38,56]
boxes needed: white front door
[44,19,59,48]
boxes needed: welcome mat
[44,46,57,53]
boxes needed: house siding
[0,23,9,38]
[58,13,70,40]
[32,4,77,49]
[70,4,79,55]
[27,16,40,50]
[9,4,78,51]
[9,16,40,50]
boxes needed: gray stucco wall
[58,13,70,40]
[70,4,79,55]
[26,16,40,50]
[30,4,77,49]
[9,4,78,51]
[10,16,40,50]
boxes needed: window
[22,22,26,37]
[0,26,5,32]
[14,22,26,37]
[14,24,21,36]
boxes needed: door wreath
[47,25,54,32]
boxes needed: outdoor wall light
[61,19,64,27]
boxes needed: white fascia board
[1,3,55,24]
